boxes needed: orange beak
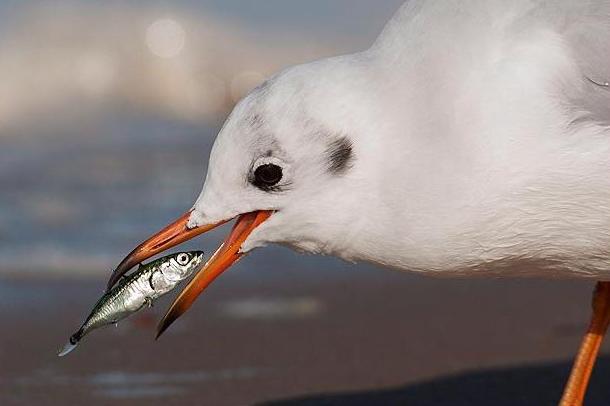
[106,210,273,337]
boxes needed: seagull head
[108,58,373,335]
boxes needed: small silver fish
[58,251,205,357]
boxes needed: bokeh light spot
[146,18,186,59]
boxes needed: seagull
[107,1,610,404]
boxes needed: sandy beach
[2,264,609,406]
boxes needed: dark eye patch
[326,136,354,174]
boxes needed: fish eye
[176,253,190,265]
[252,163,283,189]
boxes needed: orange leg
[559,281,610,406]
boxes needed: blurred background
[0,1,608,405]
[0,0,404,273]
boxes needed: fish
[58,251,205,357]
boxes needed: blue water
[0,104,371,276]
[0,111,212,271]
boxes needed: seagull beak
[156,209,272,338]
[107,210,272,289]
[106,211,227,290]
[106,209,273,336]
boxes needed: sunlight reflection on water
[219,297,324,320]
[13,367,264,399]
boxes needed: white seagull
[107,1,610,404]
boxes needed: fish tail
[57,329,82,357]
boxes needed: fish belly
[84,283,149,333]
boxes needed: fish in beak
[106,210,273,338]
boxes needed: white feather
[192,0,610,278]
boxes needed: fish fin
[58,330,82,357]
[57,340,78,357]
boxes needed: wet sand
[1,266,609,406]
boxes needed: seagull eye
[253,163,283,189]
[176,253,189,265]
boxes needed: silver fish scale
[82,272,154,333]
[61,251,205,353]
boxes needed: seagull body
[107,1,610,404]
[191,0,610,278]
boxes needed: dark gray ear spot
[326,136,354,174]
